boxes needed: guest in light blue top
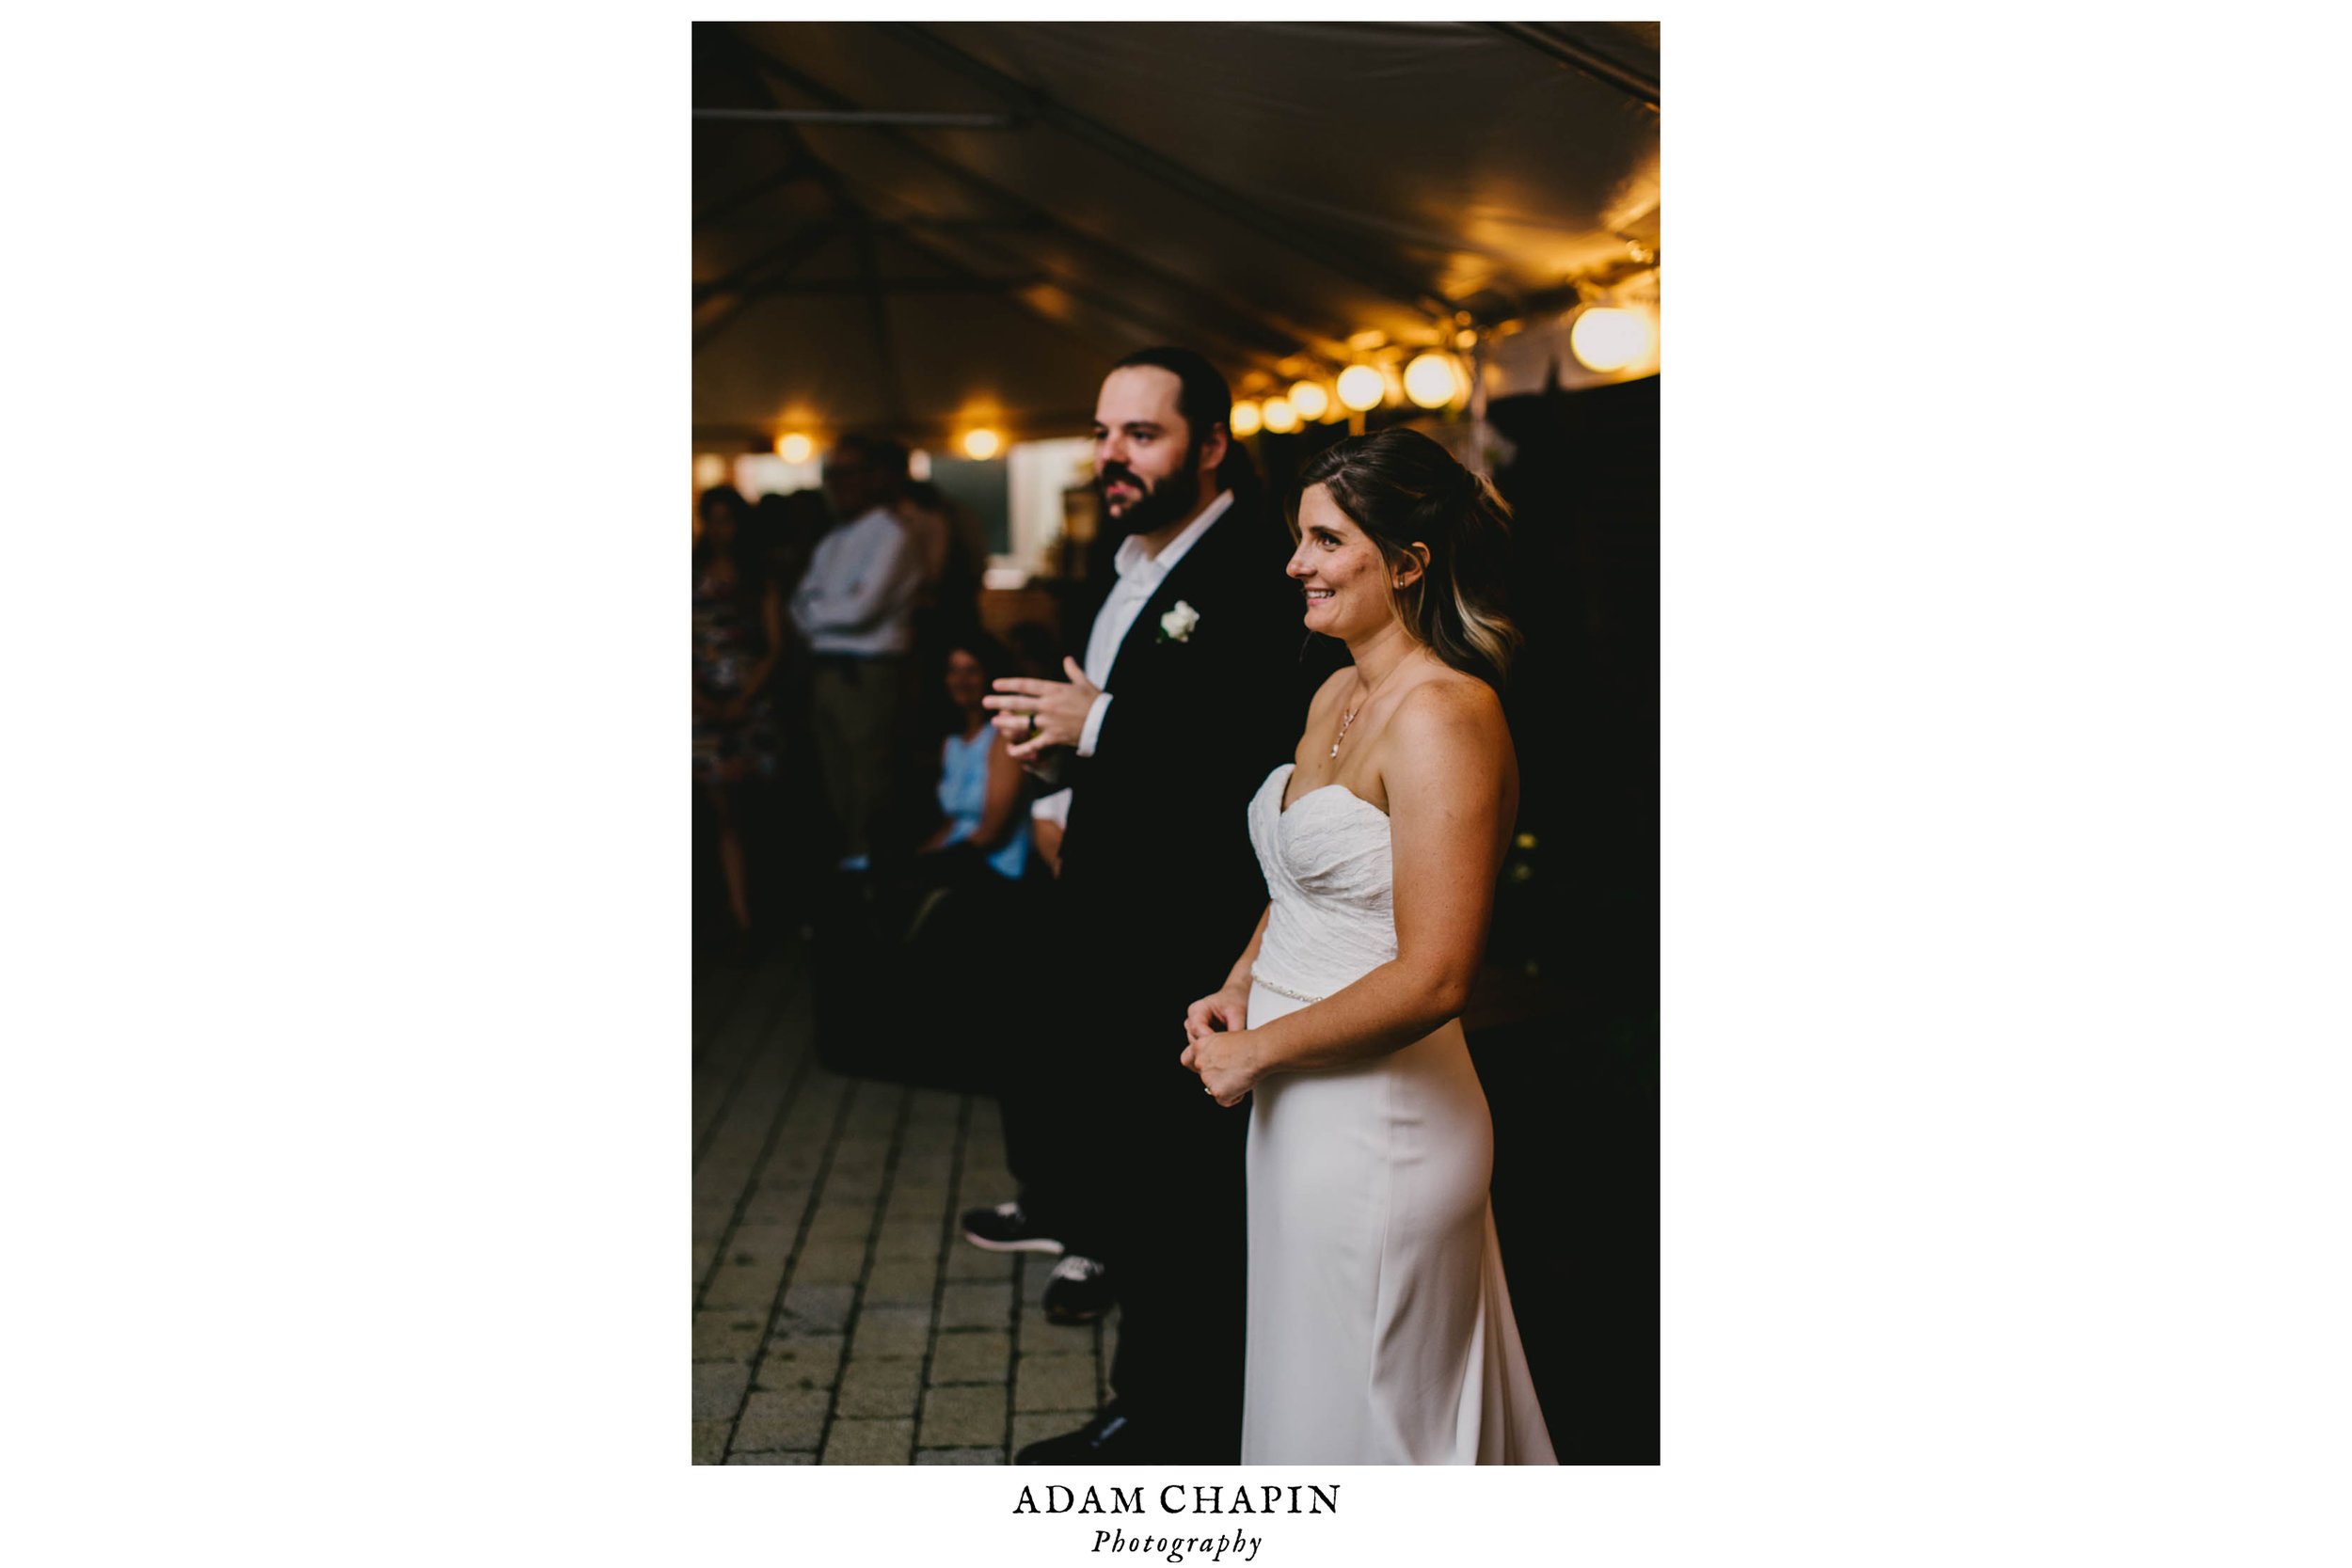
[920,636,1030,880]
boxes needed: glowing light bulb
[1261,398,1299,434]
[1288,380,1331,421]
[776,433,814,464]
[961,428,1002,460]
[1569,307,1657,373]
[1403,352,1462,409]
[1335,364,1386,412]
[1229,400,1262,437]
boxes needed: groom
[985,346,1326,1464]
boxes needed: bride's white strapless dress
[1239,763,1556,1464]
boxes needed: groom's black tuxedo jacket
[1052,495,1335,1024]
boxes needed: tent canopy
[692,21,1660,449]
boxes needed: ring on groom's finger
[1025,715,1040,738]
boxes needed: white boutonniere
[1157,599,1200,643]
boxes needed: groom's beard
[1096,444,1208,538]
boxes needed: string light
[775,433,814,463]
[1230,400,1263,437]
[1569,307,1657,373]
[1403,352,1462,409]
[961,428,1002,460]
[1335,364,1386,412]
[1261,397,1299,434]
[1288,380,1331,421]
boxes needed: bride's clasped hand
[1180,986,1262,1106]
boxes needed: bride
[1180,427,1555,1465]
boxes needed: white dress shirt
[789,505,924,656]
[1073,489,1232,755]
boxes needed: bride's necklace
[1329,661,1409,759]
[1327,708,1357,759]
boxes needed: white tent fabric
[692,21,1659,447]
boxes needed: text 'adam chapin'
[1012,1485,1339,1564]
[1012,1483,1340,1516]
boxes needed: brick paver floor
[693,938,1114,1464]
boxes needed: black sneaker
[1041,1254,1114,1324]
[960,1200,1065,1256]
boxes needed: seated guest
[886,636,1036,1093]
[911,635,1032,900]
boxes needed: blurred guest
[913,635,1031,888]
[894,480,964,749]
[838,635,1041,1090]
[748,487,834,927]
[791,436,924,873]
[898,480,986,643]
[895,481,950,601]
[753,488,830,606]
[692,484,786,942]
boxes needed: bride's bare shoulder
[1391,668,1505,736]
[1381,672,1513,784]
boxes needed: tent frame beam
[704,33,915,426]
[870,23,1460,322]
[692,227,842,349]
[883,224,1189,404]
[694,107,1025,129]
[694,226,840,307]
[1483,23,1659,111]
[742,275,1048,295]
[723,27,1321,372]
[693,156,818,230]
[885,222,1241,374]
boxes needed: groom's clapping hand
[984,658,1102,763]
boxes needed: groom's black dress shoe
[1041,1255,1115,1324]
[1013,1403,1161,1465]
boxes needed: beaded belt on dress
[1249,970,1325,1004]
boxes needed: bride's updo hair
[1292,427,1523,686]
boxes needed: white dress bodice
[1246,763,1396,1003]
